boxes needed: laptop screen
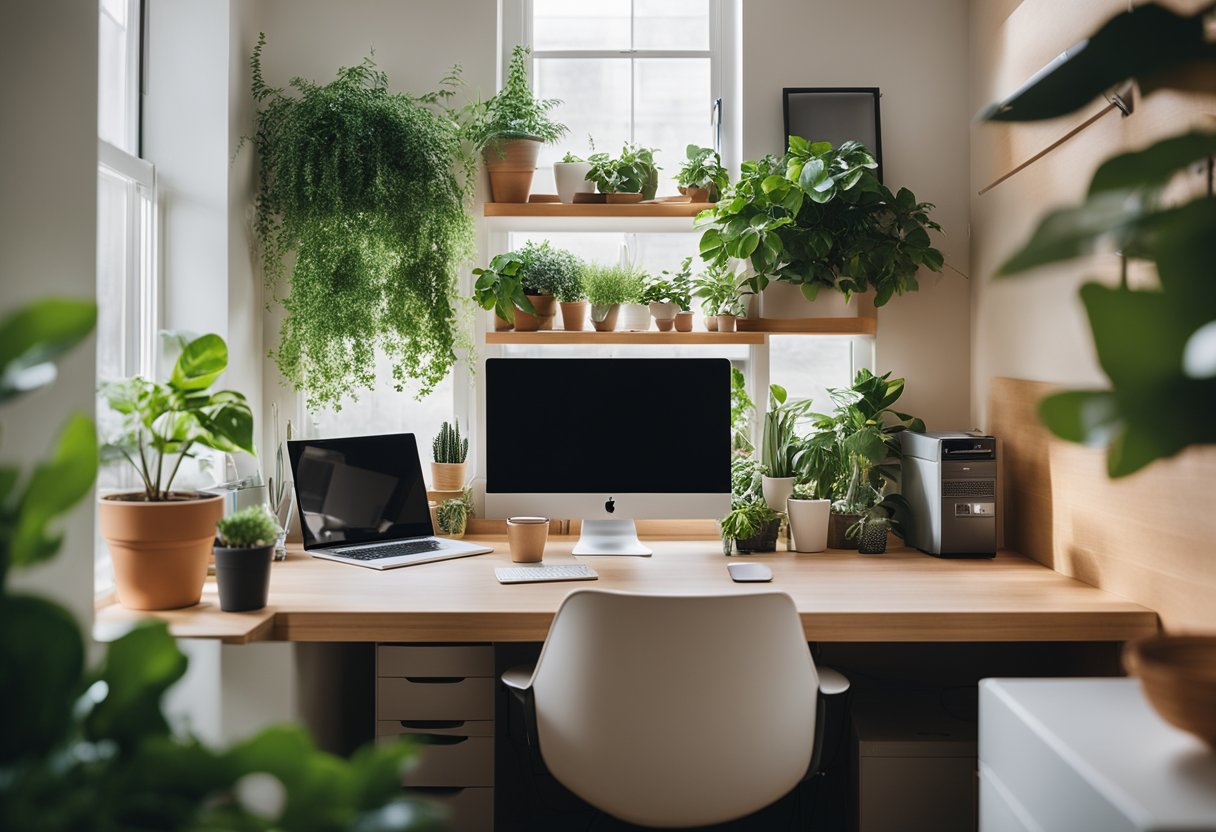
[288,433,434,550]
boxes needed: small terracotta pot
[431,461,467,491]
[684,186,710,203]
[525,294,558,330]
[507,516,549,563]
[493,313,513,332]
[705,315,718,332]
[559,301,588,331]
[214,543,273,612]
[483,138,540,203]
[828,512,862,550]
[656,318,675,332]
[674,311,694,332]
[100,492,224,611]
[606,192,644,204]
[513,307,542,332]
[591,304,620,332]
[717,315,738,332]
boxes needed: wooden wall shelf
[737,317,878,336]
[485,330,764,345]
[483,202,712,218]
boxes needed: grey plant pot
[733,518,781,554]
[214,543,274,612]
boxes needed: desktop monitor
[485,358,732,555]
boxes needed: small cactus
[216,505,280,549]
[432,419,468,463]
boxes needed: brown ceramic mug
[506,516,549,563]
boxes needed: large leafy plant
[982,2,1216,477]
[0,298,431,830]
[251,35,475,412]
[468,45,567,148]
[586,143,660,198]
[99,334,255,501]
[697,137,944,307]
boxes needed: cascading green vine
[251,34,475,412]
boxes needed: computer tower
[899,432,997,558]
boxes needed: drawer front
[377,719,495,738]
[377,645,494,678]
[414,787,494,832]
[396,735,494,787]
[377,677,495,721]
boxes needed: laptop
[287,433,492,570]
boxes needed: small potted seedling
[214,505,279,612]
[642,258,694,332]
[554,151,595,204]
[586,143,660,202]
[436,488,473,539]
[582,262,643,332]
[846,495,910,555]
[432,420,469,491]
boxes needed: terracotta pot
[705,315,718,332]
[606,192,644,204]
[214,543,273,612]
[674,311,694,332]
[619,303,652,331]
[761,475,795,513]
[1126,636,1216,746]
[788,499,830,553]
[513,307,542,332]
[828,512,862,550]
[717,314,738,333]
[656,318,675,332]
[684,186,710,203]
[507,516,549,563]
[560,301,588,331]
[525,294,558,330]
[483,137,540,203]
[493,313,513,332]
[591,304,620,332]
[431,461,467,491]
[554,161,595,203]
[100,492,224,611]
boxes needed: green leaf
[1089,131,1216,195]
[198,399,256,456]
[761,175,787,194]
[921,248,945,271]
[738,230,761,259]
[86,621,188,748]
[699,228,723,255]
[997,191,1147,275]
[170,333,228,391]
[10,413,98,570]
[1038,390,1123,445]
[798,158,828,193]
[0,298,96,404]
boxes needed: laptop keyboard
[332,539,443,561]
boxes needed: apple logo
[604,497,615,514]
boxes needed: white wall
[0,1,98,626]
[742,0,973,429]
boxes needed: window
[97,0,157,589]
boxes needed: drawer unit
[414,787,494,832]
[377,645,495,679]
[377,721,495,788]
[376,676,495,721]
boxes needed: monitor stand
[572,519,652,557]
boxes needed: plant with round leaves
[250,34,475,412]
[676,144,729,197]
[586,143,660,198]
[472,251,537,326]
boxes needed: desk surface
[94,537,1159,645]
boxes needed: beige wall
[743,0,973,430]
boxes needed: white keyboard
[495,563,599,584]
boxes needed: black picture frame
[782,87,884,183]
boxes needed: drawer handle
[415,734,469,746]
[411,787,466,797]
[400,720,465,730]
[404,677,464,684]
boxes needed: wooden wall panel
[988,378,1216,634]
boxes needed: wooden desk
[94,538,1158,645]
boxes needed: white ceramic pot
[648,301,678,322]
[787,498,831,553]
[554,161,595,204]
[760,279,859,318]
[761,475,795,512]
[619,302,652,331]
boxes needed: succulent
[436,498,469,535]
[432,420,468,464]
[216,505,279,549]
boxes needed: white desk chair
[502,589,850,829]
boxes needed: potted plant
[556,264,588,331]
[691,260,746,332]
[514,241,582,331]
[431,419,468,491]
[472,251,536,331]
[586,143,660,202]
[760,384,814,511]
[721,457,780,554]
[98,333,255,611]
[213,505,278,612]
[436,488,473,539]
[583,262,643,332]
[554,150,595,204]
[641,258,694,331]
[618,270,651,331]
[787,481,831,554]
[697,137,943,320]
[468,45,568,203]
[676,144,728,203]
[846,494,911,555]
[251,36,476,412]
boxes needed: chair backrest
[530,590,819,828]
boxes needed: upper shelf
[486,330,764,345]
[481,199,712,232]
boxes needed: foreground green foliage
[251,34,475,411]
[698,137,943,307]
[984,2,1216,477]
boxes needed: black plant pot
[733,518,781,554]
[214,543,274,612]
[828,513,861,550]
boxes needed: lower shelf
[484,330,765,345]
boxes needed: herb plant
[216,505,279,549]
[468,45,567,149]
[433,419,469,464]
[250,35,475,412]
[99,334,255,501]
[582,263,644,307]
[559,151,584,164]
[676,144,729,197]
[516,241,583,298]
[697,137,943,307]
[472,252,536,325]
[586,144,660,198]
[640,257,694,309]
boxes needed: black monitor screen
[288,433,432,549]
[486,358,732,493]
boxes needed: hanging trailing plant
[250,34,476,411]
